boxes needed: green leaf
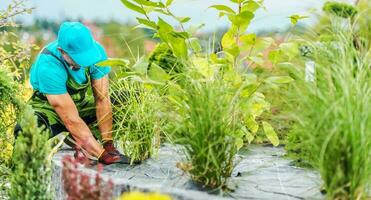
[166,0,174,6]
[157,17,173,32]
[235,137,244,150]
[178,17,191,23]
[246,55,264,65]
[132,0,158,7]
[169,37,188,59]
[245,116,259,134]
[136,17,157,29]
[240,33,256,46]
[242,0,261,13]
[120,0,146,14]
[288,14,308,26]
[224,45,240,58]
[148,63,171,82]
[262,121,279,146]
[277,62,294,69]
[209,5,235,14]
[132,56,148,75]
[189,38,202,53]
[222,30,236,49]
[170,31,190,39]
[228,11,254,32]
[251,37,275,55]
[279,42,299,59]
[96,58,130,67]
[268,49,290,64]
[265,76,294,84]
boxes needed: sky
[1,0,340,32]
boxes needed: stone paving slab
[52,144,324,200]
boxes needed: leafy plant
[111,79,164,164]
[118,0,294,189]
[0,68,23,165]
[323,1,358,19]
[284,22,370,199]
[0,0,31,166]
[9,106,53,200]
[62,154,114,200]
[209,0,293,146]
[148,42,184,74]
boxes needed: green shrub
[148,43,184,74]
[119,0,293,190]
[111,79,164,164]
[285,26,370,199]
[167,77,240,189]
[323,1,358,19]
[0,68,23,165]
[9,106,53,200]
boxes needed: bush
[167,77,240,189]
[323,1,358,19]
[9,106,53,200]
[148,43,184,74]
[111,79,164,164]
[285,25,370,199]
[62,154,114,200]
[0,68,23,165]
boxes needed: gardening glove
[102,141,141,165]
[73,147,97,166]
[102,140,121,156]
[98,149,132,165]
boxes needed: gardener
[14,22,129,165]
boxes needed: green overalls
[16,49,97,138]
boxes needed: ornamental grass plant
[111,79,164,164]
[168,76,241,189]
[285,23,370,199]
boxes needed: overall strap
[41,48,69,71]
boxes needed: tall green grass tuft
[111,79,164,164]
[286,24,370,199]
[168,76,240,189]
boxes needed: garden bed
[52,144,324,200]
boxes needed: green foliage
[288,14,308,26]
[148,43,184,74]
[111,80,164,164]
[168,77,239,189]
[0,68,22,165]
[120,0,200,61]
[323,1,358,19]
[0,0,36,83]
[119,0,294,189]
[285,24,370,199]
[0,0,30,168]
[9,106,53,200]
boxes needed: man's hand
[92,75,113,141]
[46,93,104,157]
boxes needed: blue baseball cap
[57,22,105,67]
